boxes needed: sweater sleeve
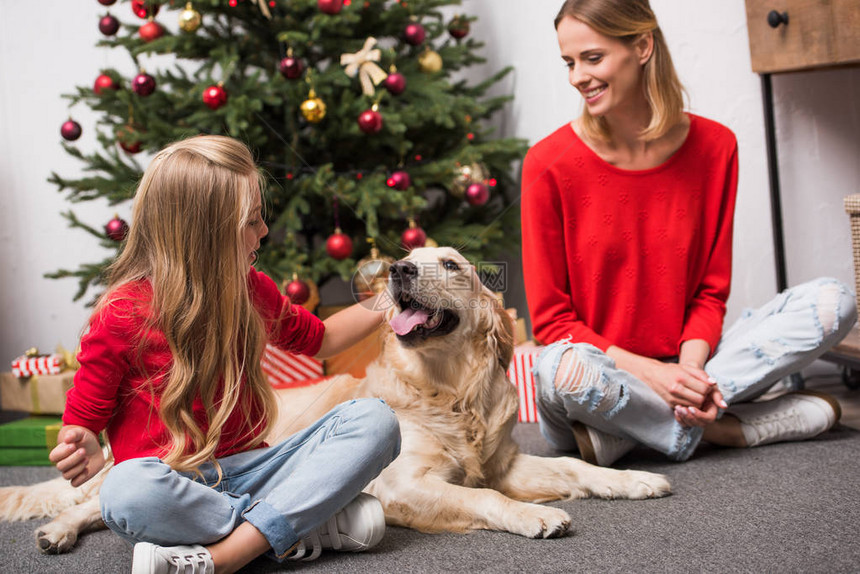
[679,140,739,353]
[250,268,326,356]
[521,147,612,350]
[63,298,135,435]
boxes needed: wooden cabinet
[745,0,860,73]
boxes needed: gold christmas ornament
[179,3,202,33]
[450,162,488,198]
[424,237,439,248]
[300,88,326,123]
[352,240,395,300]
[418,49,443,73]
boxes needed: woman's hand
[640,360,715,409]
[49,425,105,487]
[673,385,728,427]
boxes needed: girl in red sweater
[522,0,856,466]
[49,135,400,573]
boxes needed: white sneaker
[288,493,386,561]
[572,422,635,466]
[132,542,214,574]
[728,390,842,447]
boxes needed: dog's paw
[515,504,573,539]
[622,470,671,499]
[35,524,78,554]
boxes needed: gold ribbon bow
[340,37,389,96]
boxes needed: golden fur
[0,246,670,550]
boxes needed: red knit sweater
[521,114,738,358]
[63,267,325,463]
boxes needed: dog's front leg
[35,496,105,554]
[368,475,572,539]
[495,453,671,503]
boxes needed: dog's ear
[479,287,515,369]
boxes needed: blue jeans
[100,398,401,560]
[534,277,857,461]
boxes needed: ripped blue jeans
[534,277,857,461]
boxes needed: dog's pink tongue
[390,308,429,336]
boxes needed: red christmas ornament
[202,84,228,110]
[357,108,383,134]
[139,20,164,42]
[60,120,82,141]
[383,72,406,95]
[105,215,129,241]
[318,0,343,14]
[116,125,142,154]
[326,229,353,260]
[279,55,304,80]
[387,170,411,191]
[401,222,427,251]
[93,74,119,95]
[285,278,311,305]
[99,14,120,36]
[465,182,490,206]
[132,72,156,97]
[98,0,117,5]
[448,16,470,39]
[132,1,160,19]
[403,22,426,45]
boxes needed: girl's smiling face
[243,195,268,264]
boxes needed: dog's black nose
[390,260,418,281]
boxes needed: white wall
[1,1,858,363]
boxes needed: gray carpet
[2,423,859,573]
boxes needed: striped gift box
[506,345,544,423]
[261,344,325,388]
[11,354,64,378]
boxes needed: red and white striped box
[11,354,65,379]
[506,345,544,423]
[262,344,325,389]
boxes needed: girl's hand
[641,360,714,410]
[674,386,728,428]
[49,425,105,487]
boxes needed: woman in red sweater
[49,135,400,574]
[522,0,856,466]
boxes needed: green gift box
[0,416,62,466]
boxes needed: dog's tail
[0,449,112,522]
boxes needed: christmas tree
[51,0,527,307]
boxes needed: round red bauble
[383,72,406,95]
[448,16,470,39]
[93,74,118,95]
[139,20,164,42]
[279,56,304,80]
[132,1,160,19]
[105,216,129,241]
[116,125,142,154]
[465,182,489,206]
[403,22,426,45]
[98,0,117,5]
[202,85,228,110]
[132,72,156,96]
[401,225,427,251]
[326,231,353,260]
[285,279,311,305]
[357,109,383,134]
[99,14,120,36]
[387,170,411,191]
[318,0,343,15]
[61,120,82,141]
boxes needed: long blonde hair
[555,0,686,142]
[102,134,275,475]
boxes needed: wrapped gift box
[507,344,544,423]
[262,344,325,389]
[0,371,74,415]
[0,416,62,466]
[11,353,65,378]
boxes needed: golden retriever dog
[0,246,670,552]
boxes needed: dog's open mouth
[389,292,460,346]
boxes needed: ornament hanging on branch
[60,119,82,142]
[104,214,129,241]
[465,182,490,206]
[300,88,326,123]
[117,124,143,154]
[448,15,471,39]
[383,66,406,96]
[318,0,343,15]
[98,0,117,5]
[279,48,305,80]
[132,1,160,19]
[99,14,120,36]
[178,2,202,33]
[284,274,311,305]
[418,49,443,74]
[139,19,165,42]
[340,37,388,97]
[93,73,119,95]
[352,238,395,300]
[403,22,426,46]
[132,71,156,97]
[358,104,383,134]
[401,219,427,251]
[450,162,488,198]
[202,83,228,110]
[386,170,411,191]
[326,228,353,260]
